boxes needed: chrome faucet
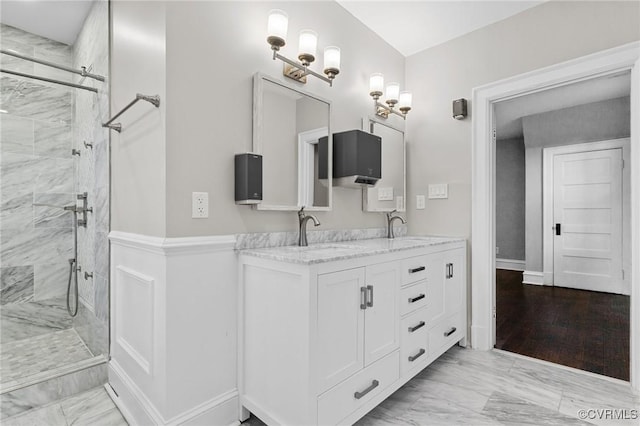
[386,209,406,239]
[298,207,320,246]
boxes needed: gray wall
[164,1,405,237]
[110,1,167,237]
[523,96,631,271]
[405,0,639,243]
[110,1,640,239]
[496,138,525,261]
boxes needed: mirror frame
[361,115,407,212]
[253,72,332,211]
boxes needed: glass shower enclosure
[0,1,110,417]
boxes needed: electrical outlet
[416,195,426,210]
[192,192,208,218]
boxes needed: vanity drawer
[400,281,428,316]
[428,310,465,356]
[400,309,428,375]
[318,351,399,426]
[401,255,428,285]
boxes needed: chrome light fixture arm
[272,50,334,86]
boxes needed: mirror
[253,73,331,211]
[362,117,406,212]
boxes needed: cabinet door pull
[409,266,425,274]
[408,294,425,304]
[444,327,457,337]
[360,287,367,310]
[366,285,374,308]
[408,321,426,332]
[446,263,453,279]
[408,348,426,362]
[354,379,379,399]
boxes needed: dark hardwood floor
[495,269,630,381]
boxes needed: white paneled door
[553,148,624,294]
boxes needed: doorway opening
[492,75,631,380]
[470,41,640,390]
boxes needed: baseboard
[522,270,544,285]
[109,362,239,426]
[470,324,491,350]
[496,258,525,271]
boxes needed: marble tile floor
[1,328,93,390]
[1,386,127,426]
[0,297,72,345]
[244,346,640,426]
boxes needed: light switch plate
[416,195,426,210]
[428,184,448,199]
[377,187,394,201]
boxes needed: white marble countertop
[238,236,465,265]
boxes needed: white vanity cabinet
[238,239,466,426]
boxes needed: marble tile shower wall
[0,24,74,306]
[72,0,110,357]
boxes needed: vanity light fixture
[369,73,412,119]
[266,9,340,86]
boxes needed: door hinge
[622,159,625,169]
[492,306,497,319]
[622,269,625,280]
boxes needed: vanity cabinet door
[364,262,400,366]
[318,268,366,393]
[444,248,465,315]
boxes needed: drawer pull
[408,321,426,333]
[354,379,379,399]
[409,266,425,274]
[444,327,457,337]
[366,285,374,308]
[408,294,425,304]
[360,287,366,310]
[408,348,426,362]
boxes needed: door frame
[470,41,640,389]
[543,139,631,292]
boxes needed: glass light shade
[324,46,341,71]
[267,10,288,42]
[399,91,412,108]
[298,30,318,58]
[369,73,384,94]
[386,82,400,103]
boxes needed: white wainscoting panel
[115,266,154,375]
[109,231,239,426]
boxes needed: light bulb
[386,82,400,105]
[399,91,412,114]
[370,73,384,98]
[298,30,318,65]
[323,46,340,79]
[266,10,288,49]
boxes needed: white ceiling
[0,0,95,45]
[495,71,632,140]
[336,0,544,57]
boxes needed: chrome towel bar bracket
[103,93,161,133]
